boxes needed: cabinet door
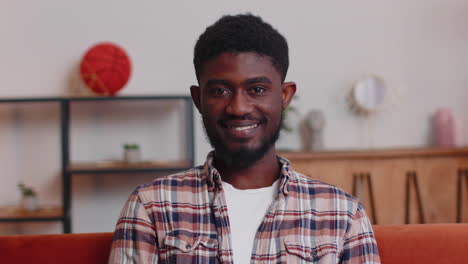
[457,157,468,223]
[413,157,459,223]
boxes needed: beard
[202,113,283,169]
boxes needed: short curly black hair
[194,13,289,82]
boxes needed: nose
[225,91,253,117]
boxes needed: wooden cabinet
[281,147,468,225]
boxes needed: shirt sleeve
[340,202,380,264]
[108,189,158,264]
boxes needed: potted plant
[17,183,39,211]
[123,143,141,163]
[282,103,298,133]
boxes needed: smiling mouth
[228,124,259,131]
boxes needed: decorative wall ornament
[80,42,132,96]
[344,74,403,149]
[347,74,388,115]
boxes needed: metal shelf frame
[0,95,195,233]
[0,217,64,223]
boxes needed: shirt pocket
[284,238,338,263]
[163,232,219,263]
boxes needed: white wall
[1,0,468,234]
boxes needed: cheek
[202,98,223,112]
[201,107,221,127]
[261,100,283,120]
[201,98,229,120]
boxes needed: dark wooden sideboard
[281,147,468,225]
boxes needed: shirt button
[185,244,192,249]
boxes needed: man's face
[191,52,296,167]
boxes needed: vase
[434,108,454,147]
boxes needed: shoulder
[288,170,355,199]
[132,165,206,201]
[288,170,361,214]
[278,156,357,206]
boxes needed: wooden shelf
[0,95,195,232]
[280,147,468,161]
[0,207,63,222]
[68,160,192,174]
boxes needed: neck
[214,147,281,189]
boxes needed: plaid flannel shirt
[109,152,380,263]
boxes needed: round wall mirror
[348,75,387,115]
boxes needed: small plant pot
[21,196,39,212]
[124,149,141,163]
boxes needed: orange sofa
[1,224,467,263]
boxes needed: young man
[109,14,380,263]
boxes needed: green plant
[17,183,37,197]
[124,143,140,150]
[281,96,299,133]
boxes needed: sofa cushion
[1,224,468,264]
[374,224,468,264]
[0,232,112,264]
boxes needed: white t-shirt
[222,180,279,263]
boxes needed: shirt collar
[203,150,293,195]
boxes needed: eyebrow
[244,76,272,85]
[205,77,272,87]
[244,76,272,84]
[205,79,230,86]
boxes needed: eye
[250,86,266,94]
[210,87,229,96]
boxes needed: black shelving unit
[0,95,195,233]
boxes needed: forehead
[198,52,282,85]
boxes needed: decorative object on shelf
[453,116,465,147]
[347,74,387,115]
[434,108,454,147]
[304,109,326,151]
[433,108,464,147]
[123,143,141,163]
[80,42,132,96]
[17,183,39,212]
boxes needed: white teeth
[231,124,258,131]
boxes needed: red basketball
[80,42,132,96]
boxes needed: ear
[281,82,297,110]
[190,85,202,113]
